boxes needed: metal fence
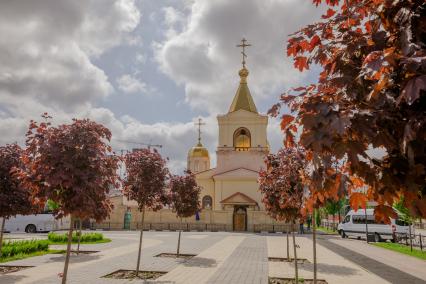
[90,222,233,232]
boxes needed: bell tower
[216,38,269,172]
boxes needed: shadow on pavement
[182,257,217,268]
[46,254,101,264]
[300,262,358,276]
[0,274,28,284]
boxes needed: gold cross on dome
[195,118,206,144]
[237,38,252,68]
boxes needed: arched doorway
[233,206,247,231]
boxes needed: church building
[103,39,286,232]
[187,40,275,231]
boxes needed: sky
[0,0,325,173]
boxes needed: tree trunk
[286,225,290,261]
[364,208,369,243]
[135,207,146,277]
[0,218,6,258]
[177,217,182,257]
[313,210,317,284]
[62,216,74,284]
[409,223,413,252]
[292,222,299,283]
[76,219,82,255]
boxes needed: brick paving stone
[206,235,268,284]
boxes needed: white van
[337,208,412,242]
[3,211,70,233]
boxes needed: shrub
[1,240,49,258]
[48,232,104,243]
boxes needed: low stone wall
[101,196,291,232]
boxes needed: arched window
[202,195,212,209]
[233,128,251,151]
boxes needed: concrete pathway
[267,235,390,284]
[320,235,426,283]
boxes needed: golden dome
[188,142,209,158]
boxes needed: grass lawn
[48,238,111,245]
[372,242,426,261]
[316,226,338,235]
[0,249,65,263]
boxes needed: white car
[337,208,412,242]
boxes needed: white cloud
[0,0,320,174]
[154,0,324,114]
[0,0,140,110]
[116,74,148,94]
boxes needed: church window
[234,128,251,151]
[202,195,212,209]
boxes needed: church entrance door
[233,206,247,231]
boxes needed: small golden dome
[188,142,209,158]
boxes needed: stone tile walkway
[206,235,268,284]
[1,231,425,283]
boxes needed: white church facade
[187,65,272,231]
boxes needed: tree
[324,198,345,224]
[123,148,169,277]
[18,114,120,284]
[169,171,201,257]
[259,147,306,283]
[0,144,38,257]
[270,0,426,221]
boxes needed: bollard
[420,234,423,251]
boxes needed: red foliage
[258,148,306,223]
[0,144,38,218]
[169,171,201,218]
[18,114,120,222]
[275,0,426,219]
[123,148,169,211]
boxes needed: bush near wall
[48,232,104,243]
[1,240,49,258]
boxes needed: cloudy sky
[0,0,324,173]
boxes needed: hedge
[48,232,104,243]
[1,240,49,258]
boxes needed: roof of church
[188,142,209,158]
[220,192,258,205]
[228,68,258,113]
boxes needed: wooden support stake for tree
[292,222,299,283]
[62,216,74,284]
[77,219,82,255]
[286,225,290,261]
[0,218,6,258]
[135,207,146,277]
[177,217,182,257]
[313,211,317,284]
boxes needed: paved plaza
[1,231,425,284]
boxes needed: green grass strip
[316,226,338,234]
[48,238,111,245]
[372,242,426,260]
[0,249,65,263]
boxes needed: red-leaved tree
[271,0,426,221]
[18,114,120,284]
[169,171,201,257]
[123,148,169,277]
[259,147,306,283]
[0,144,39,257]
